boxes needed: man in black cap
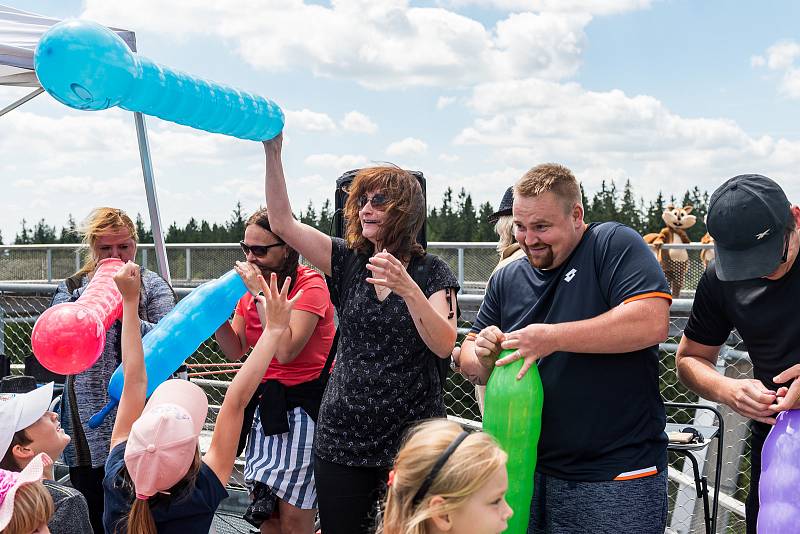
[676,174,800,534]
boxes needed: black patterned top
[314,238,459,467]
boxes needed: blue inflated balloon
[88,270,247,428]
[34,19,284,141]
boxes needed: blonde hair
[378,420,507,534]
[75,207,138,277]
[514,163,581,213]
[1,480,53,534]
[494,215,516,254]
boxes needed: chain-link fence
[2,242,748,533]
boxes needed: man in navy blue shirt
[677,174,800,534]
[460,163,672,533]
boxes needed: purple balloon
[758,409,800,534]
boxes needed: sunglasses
[240,240,284,257]
[358,193,389,209]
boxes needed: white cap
[0,382,54,458]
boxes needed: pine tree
[299,201,318,230]
[643,191,666,234]
[618,179,643,233]
[135,213,153,243]
[477,201,496,241]
[227,202,247,241]
[32,219,58,244]
[589,180,619,223]
[14,219,31,244]
[457,189,478,241]
[318,199,333,235]
[59,214,81,243]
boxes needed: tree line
[7,181,711,245]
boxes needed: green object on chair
[483,349,544,534]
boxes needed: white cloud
[454,77,800,197]
[340,111,378,134]
[441,0,653,16]
[439,153,460,162]
[437,96,457,109]
[285,109,337,132]
[83,0,593,88]
[386,137,429,157]
[752,40,800,99]
[304,153,370,170]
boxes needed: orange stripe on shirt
[613,467,659,481]
[623,291,672,305]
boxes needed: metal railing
[2,242,748,533]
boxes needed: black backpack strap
[319,249,365,381]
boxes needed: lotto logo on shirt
[564,268,577,282]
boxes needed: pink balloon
[31,258,124,375]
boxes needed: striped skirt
[243,406,317,510]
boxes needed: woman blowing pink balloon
[47,208,175,533]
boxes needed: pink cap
[124,380,208,499]
[0,453,52,530]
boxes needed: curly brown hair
[343,166,425,261]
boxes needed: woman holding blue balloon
[214,208,335,534]
[49,207,174,533]
[263,133,459,534]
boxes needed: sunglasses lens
[372,194,388,207]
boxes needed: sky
[2,0,800,242]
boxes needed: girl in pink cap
[102,262,302,534]
[0,453,54,534]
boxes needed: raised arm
[109,262,148,451]
[203,273,302,485]
[263,133,333,275]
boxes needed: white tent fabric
[0,4,135,87]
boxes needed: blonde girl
[379,420,512,534]
[0,453,54,534]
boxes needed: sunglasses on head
[240,240,284,257]
[781,230,793,263]
[358,193,389,209]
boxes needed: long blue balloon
[88,270,247,428]
[34,19,284,141]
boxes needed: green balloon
[483,349,544,534]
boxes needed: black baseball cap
[488,187,514,224]
[707,174,792,281]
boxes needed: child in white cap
[0,383,91,533]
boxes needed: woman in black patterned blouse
[262,133,459,534]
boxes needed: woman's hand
[113,262,141,301]
[234,261,262,296]
[258,273,302,334]
[366,250,418,299]
[263,131,283,156]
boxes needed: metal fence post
[142,248,149,271]
[186,247,192,282]
[457,247,465,292]
[46,249,52,283]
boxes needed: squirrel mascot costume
[643,204,696,298]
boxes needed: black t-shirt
[471,222,671,481]
[315,238,460,467]
[684,258,800,396]
[103,442,229,534]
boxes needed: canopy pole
[133,111,171,284]
[0,87,44,117]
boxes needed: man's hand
[475,326,505,371]
[498,323,558,380]
[770,364,800,413]
[113,262,141,302]
[724,378,778,425]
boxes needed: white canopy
[0,4,136,87]
[0,4,170,282]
